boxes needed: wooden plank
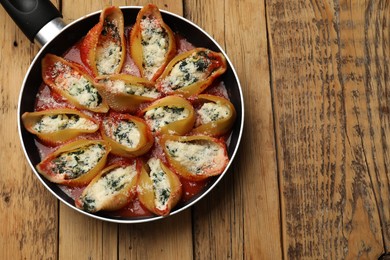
[117,0,183,15]
[119,211,193,260]
[58,205,118,260]
[0,1,61,259]
[185,0,282,259]
[266,0,389,258]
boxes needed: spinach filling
[112,120,139,148]
[82,196,96,212]
[145,106,187,132]
[140,16,169,78]
[34,114,81,133]
[105,173,127,192]
[101,18,120,42]
[50,144,104,179]
[68,80,103,108]
[152,171,170,206]
[166,51,212,91]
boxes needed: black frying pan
[1,0,244,223]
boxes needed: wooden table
[0,0,389,259]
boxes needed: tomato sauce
[33,26,230,219]
[180,178,209,202]
[111,198,152,218]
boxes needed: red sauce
[60,185,86,200]
[180,178,209,202]
[111,198,152,217]
[63,42,84,69]
[33,25,231,219]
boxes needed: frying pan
[1,0,244,223]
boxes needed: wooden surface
[0,0,388,259]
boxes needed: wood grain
[0,1,61,259]
[267,0,389,258]
[119,211,193,259]
[1,0,388,259]
[185,0,282,259]
[59,205,118,259]
[119,0,183,15]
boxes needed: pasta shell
[95,74,160,113]
[192,94,237,136]
[156,48,227,97]
[161,135,229,181]
[76,161,140,213]
[141,96,195,135]
[41,54,109,113]
[137,157,182,216]
[101,112,154,158]
[80,6,126,76]
[130,4,177,81]
[21,108,99,145]
[36,140,111,186]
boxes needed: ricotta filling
[140,16,169,80]
[50,143,105,179]
[165,140,224,175]
[103,119,141,148]
[103,79,160,98]
[144,106,189,132]
[96,41,122,75]
[80,164,137,212]
[33,114,97,133]
[95,18,122,75]
[147,158,171,210]
[159,51,211,92]
[53,62,102,108]
[197,102,230,124]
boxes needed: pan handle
[0,0,66,46]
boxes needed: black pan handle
[0,0,63,43]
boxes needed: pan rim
[17,6,244,224]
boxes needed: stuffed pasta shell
[36,140,111,186]
[21,108,99,145]
[76,161,139,213]
[161,135,228,181]
[101,112,154,157]
[130,4,176,81]
[192,94,236,136]
[141,96,195,135]
[96,74,160,113]
[156,48,227,97]
[42,54,109,113]
[138,157,182,216]
[80,6,126,76]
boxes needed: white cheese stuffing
[140,17,169,80]
[80,164,137,212]
[33,114,97,133]
[51,143,105,179]
[50,61,70,78]
[103,119,140,148]
[197,102,230,124]
[53,62,102,109]
[147,158,171,210]
[159,51,211,93]
[96,41,122,75]
[104,79,160,98]
[144,106,189,132]
[165,140,225,175]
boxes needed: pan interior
[18,7,243,223]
